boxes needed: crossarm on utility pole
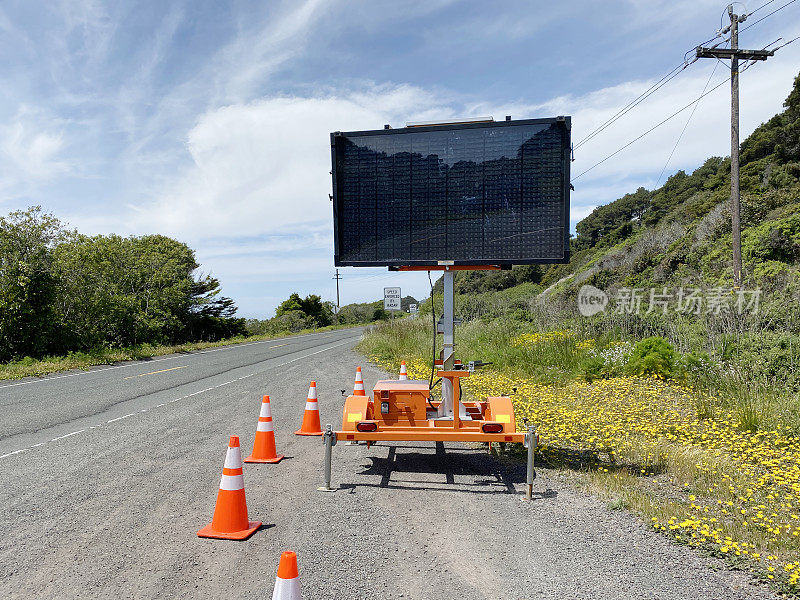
[695,48,773,60]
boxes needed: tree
[0,206,246,358]
[183,274,246,341]
[275,293,333,327]
[0,207,64,360]
[52,234,199,347]
[52,233,245,348]
[275,293,304,316]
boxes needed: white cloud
[0,109,71,186]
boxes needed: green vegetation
[245,294,415,335]
[625,337,677,378]
[0,323,357,382]
[0,207,247,362]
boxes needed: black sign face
[331,117,570,266]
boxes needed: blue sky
[2,0,799,318]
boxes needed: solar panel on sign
[331,117,570,267]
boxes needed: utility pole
[696,5,773,289]
[332,269,342,321]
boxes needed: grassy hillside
[358,71,800,593]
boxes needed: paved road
[0,329,775,599]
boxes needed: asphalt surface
[0,328,776,599]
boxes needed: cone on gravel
[271,550,301,600]
[398,361,408,380]
[295,382,323,436]
[197,435,261,540]
[353,367,366,396]
[244,395,284,464]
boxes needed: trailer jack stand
[318,424,337,492]
[524,425,537,501]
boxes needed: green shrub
[582,355,608,381]
[679,351,713,378]
[625,337,676,378]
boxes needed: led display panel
[331,117,571,267]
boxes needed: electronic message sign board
[331,117,570,267]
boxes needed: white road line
[50,430,85,442]
[0,330,358,390]
[0,337,356,460]
[0,448,28,459]
[107,413,136,424]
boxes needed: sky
[1,0,799,318]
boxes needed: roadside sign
[331,117,571,267]
[384,287,401,311]
[408,303,418,313]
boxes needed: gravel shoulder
[0,337,776,599]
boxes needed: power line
[573,0,796,154]
[574,32,734,152]
[574,63,689,150]
[573,15,798,183]
[655,60,721,188]
[746,0,781,16]
[572,77,730,181]
[741,0,798,32]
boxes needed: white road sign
[384,287,401,311]
[408,303,418,313]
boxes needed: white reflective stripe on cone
[307,387,317,400]
[257,420,274,432]
[219,473,244,491]
[272,577,301,600]
[259,402,273,419]
[304,402,318,411]
[224,446,243,469]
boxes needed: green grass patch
[0,323,362,382]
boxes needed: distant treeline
[245,293,418,335]
[0,207,246,362]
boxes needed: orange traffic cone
[197,435,261,540]
[245,395,284,464]
[295,382,323,436]
[399,361,408,380]
[271,550,301,600]
[353,367,366,396]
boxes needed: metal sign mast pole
[439,268,455,417]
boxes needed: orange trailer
[319,265,537,499]
[336,266,524,445]
[338,375,523,444]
